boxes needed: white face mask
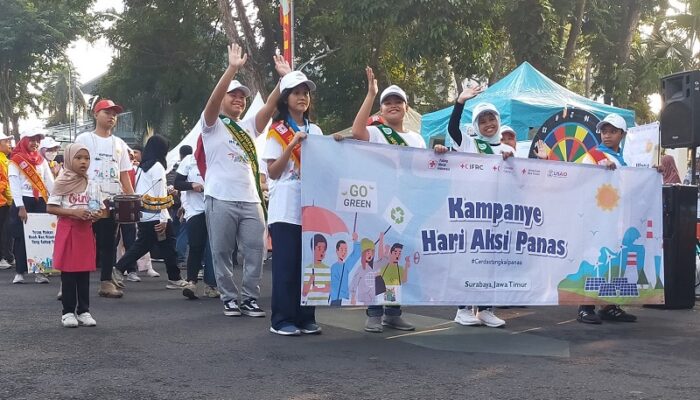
[45,151,57,161]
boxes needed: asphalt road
[1,263,699,400]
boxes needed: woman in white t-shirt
[264,71,323,336]
[113,135,186,293]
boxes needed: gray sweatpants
[205,196,265,303]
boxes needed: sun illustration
[51,222,57,229]
[596,184,620,211]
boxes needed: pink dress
[53,217,96,272]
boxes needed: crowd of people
[2,43,675,333]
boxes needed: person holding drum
[112,134,186,290]
[9,130,55,284]
[75,99,135,298]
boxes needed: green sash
[474,138,494,155]
[219,115,267,218]
[377,124,408,146]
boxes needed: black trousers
[269,222,315,330]
[186,213,207,282]
[10,197,47,274]
[115,220,181,281]
[0,205,13,262]
[61,271,90,315]
[93,217,118,281]
[117,223,137,273]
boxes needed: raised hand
[535,139,549,160]
[228,42,248,70]
[434,144,449,154]
[457,85,485,104]
[273,54,292,77]
[502,151,514,160]
[366,66,378,97]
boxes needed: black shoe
[223,299,241,317]
[240,299,266,317]
[577,309,602,324]
[598,305,637,322]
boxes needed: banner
[300,135,664,306]
[624,122,659,168]
[279,0,293,67]
[24,213,58,274]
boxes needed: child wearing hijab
[660,154,681,184]
[9,132,55,284]
[435,86,514,328]
[112,135,186,293]
[48,143,101,327]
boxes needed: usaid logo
[547,169,568,178]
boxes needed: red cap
[93,99,124,114]
[367,115,385,126]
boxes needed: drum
[113,195,142,224]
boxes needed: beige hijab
[52,143,89,196]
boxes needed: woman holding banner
[264,70,324,336]
[9,131,55,284]
[435,86,513,328]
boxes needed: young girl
[48,143,99,328]
[264,71,323,336]
[435,86,514,328]
[9,132,55,284]
[112,135,186,292]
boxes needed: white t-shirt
[48,190,90,210]
[367,126,426,149]
[262,122,324,225]
[199,114,260,203]
[8,160,55,207]
[74,132,132,200]
[134,162,170,223]
[454,135,515,155]
[176,154,204,221]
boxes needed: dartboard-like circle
[528,108,601,163]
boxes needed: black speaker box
[660,70,700,148]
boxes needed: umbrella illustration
[302,206,349,235]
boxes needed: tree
[0,0,95,136]
[42,60,87,127]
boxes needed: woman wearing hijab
[47,143,101,327]
[660,154,681,184]
[9,132,55,284]
[112,135,186,295]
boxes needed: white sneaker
[35,273,50,284]
[166,279,188,289]
[12,273,25,284]
[454,308,483,326]
[126,272,141,282]
[476,309,506,328]
[76,312,97,327]
[62,313,78,328]
[204,286,220,298]
[146,268,160,277]
[0,259,11,269]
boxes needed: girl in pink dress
[48,143,101,328]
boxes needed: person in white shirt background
[9,130,55,284]
[39,136,62,179]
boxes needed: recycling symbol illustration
[390,207,405,224]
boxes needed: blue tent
[421,62,636,145]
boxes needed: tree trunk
[216,0,266,97]
[617,0,642,65]
[232,0,268,97]
[584,57,592,98]
[562,0,587,75]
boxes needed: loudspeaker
[660,70,700,148]
[658,185,697,309]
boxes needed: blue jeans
[367,305,402,317]
[175,217,188,264]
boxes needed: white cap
[0,132,10,141]
[499,125,516,137]
[280,71,316,92]
[226,80,251,97]
[380,85,407,103]
[596,113,627,132]
[40,137,60,149]
[19,130,45,140]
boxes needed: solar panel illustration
[618,283,639,297]
[597,283,618,297]
[584,277,606,291]
[611,277,628,289]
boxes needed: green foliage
[42,60,87,127]
[0,0,95,135]
[98,0,227,142]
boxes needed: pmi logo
[429,159,450,171]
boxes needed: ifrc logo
[460,163,484,170]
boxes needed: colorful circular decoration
[528,108,601,163]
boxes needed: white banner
[24,213,58,274]
[301,136,664,306]
[624,122,659,168]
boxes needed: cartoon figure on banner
[377,242,411,304]
[350,232,386,305]
[329,230,361,306]
[302,234,330,305]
